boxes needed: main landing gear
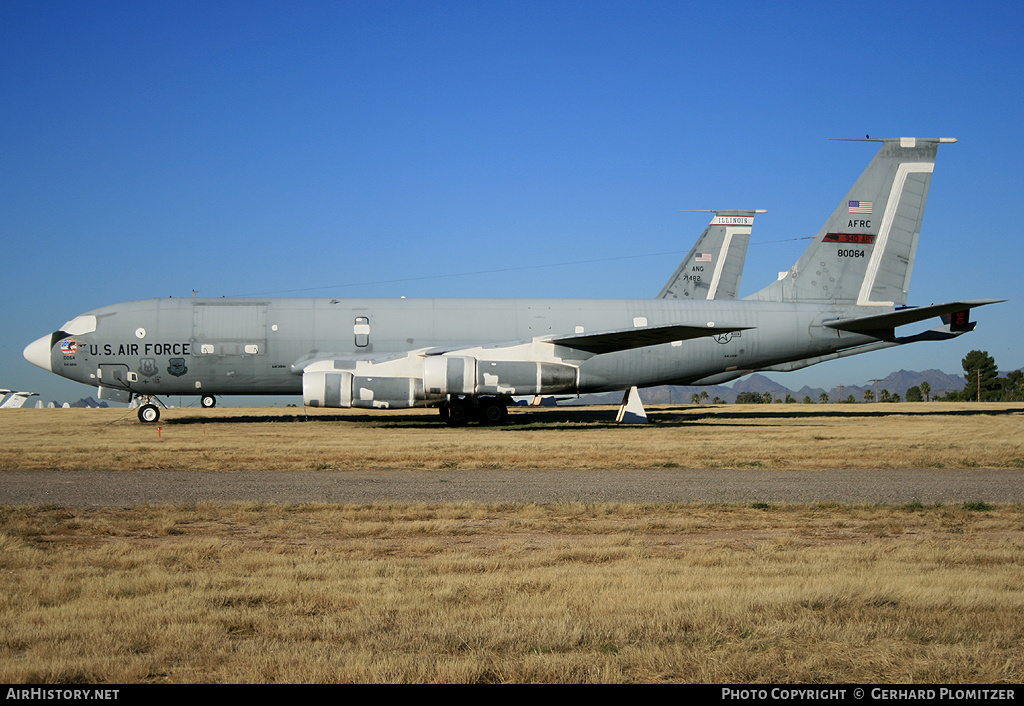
[439,396,509,426]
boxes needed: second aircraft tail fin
[658,210,761,300]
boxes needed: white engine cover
[423,356,477,396]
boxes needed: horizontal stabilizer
[548,322,751,355]
[824,299,1004,333]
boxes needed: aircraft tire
[479,399,508,426]
[445,400,472,427]
[138,404,160,424]
[201,395,217,408]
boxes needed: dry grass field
[1,401,1023,472]
[2,502,1023,684]
[2,403,1023,684]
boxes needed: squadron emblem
[139,358,159,378]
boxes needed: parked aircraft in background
[658,209,760,300]
[24,138,1002,424]
[564,206,758,419]
[0,390,39,409]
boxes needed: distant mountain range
[72,396,109,408]
[43,396,110,409]
[564,369,967,406]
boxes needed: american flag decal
[848,200,873,214]
[695,253,712,263]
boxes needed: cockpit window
[60,315,97,335]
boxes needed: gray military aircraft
[24,137,1002,425]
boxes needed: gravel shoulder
[3,467,1023,507]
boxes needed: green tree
[962,350,1000,401]
[819,392,829,403]
[1004,370,1024,400]
[906,386,923,402]
[863,389,874,403]
[920,381,931,402]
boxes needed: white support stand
[615,386,648,424]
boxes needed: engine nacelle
[350,375,423,409]
[303,370,424,409]
[423,356,477,396]
[425,357,578,396]
[303,370,353,408]
[476,361,578,396]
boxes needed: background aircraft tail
[0,391,39,409]
[749,137,956,306]
[658,210,761,300]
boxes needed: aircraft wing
[419,321,753,359]
[824,299,1004,334]
[546,322,752,355]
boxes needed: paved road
[2,468,1023,507]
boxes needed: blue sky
[3,0,1022,405]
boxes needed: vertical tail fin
[749,137,956,305]
[658,209,762,299]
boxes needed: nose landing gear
[134,395,164,423]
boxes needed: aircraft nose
[23,334,53,372]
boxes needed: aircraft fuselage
[35,296,877,400]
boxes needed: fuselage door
[98,364,131,389]
[354,316,370,348]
